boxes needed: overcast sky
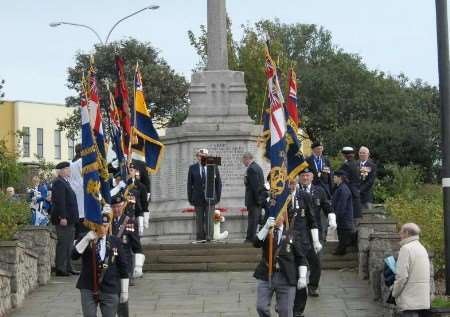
[0,0,442,104]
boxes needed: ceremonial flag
[114,56,132,156]
[285,68,308,179]
[108,87,126,176]
[80,92,103,226]
[131,63,164,173]
[264,46,290,220]
[86,63,111,204]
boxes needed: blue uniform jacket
[331,182,354,230]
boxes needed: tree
[189,18,440,177]
[0,139,26,191]
[0,79,5,104]
[58,38,189,139]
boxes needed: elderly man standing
[358,146,377,210]
[242,152,265,242]
[51,161,79,276]
[392,223,430,317]
[187,149,222,242]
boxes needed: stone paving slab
[8,270,383,317]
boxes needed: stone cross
[207,0,228,70]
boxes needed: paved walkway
[8,270,382,317]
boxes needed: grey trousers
[246,205,261,241]
[80,289,119,317]
[256,272,296,317]
[55,224,74,273]
[195,205,214,241]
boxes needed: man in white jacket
[392,223,430,317]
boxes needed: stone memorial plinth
[145,0,269,242]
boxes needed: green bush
[0,192,29,240]
[386,184,444,271]
[374,164,422,203]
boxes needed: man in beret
[72,212,129,317]
[51,161,79,276]
[126,163,148,236]
[332,170,354,255]
[298,168,336,297]
[339,147,362,219]
[306,142,333,199]
[111,195,144,317]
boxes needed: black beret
[111,195,125,205]
[55,161,70,169]
[299,168,313,175]
[311,141,323,149]
[334,169,348,177]
[128,162,136,169]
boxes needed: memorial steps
[142,241,358,272]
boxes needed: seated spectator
[28,175,50,226]
[6,186,19,200]
[392,223,430,317]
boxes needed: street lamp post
[49,5,160,45]
[435,0,450,295]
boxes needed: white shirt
[98,237,106,261]
[68,158,84,218]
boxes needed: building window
[22,127,30,158]
[37,128,43,158]
[68,138,75,160]
[54,130,61,159]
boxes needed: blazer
[306,155,333,198]
[288,190,317,254]
[112,214,143,256]
[187,163,222,206]
[51,176,79,225]
[72,234,129,294]
[358,159,377,204]
[253,216,307,286]
[331,182,353,230]
[244,161,265,208]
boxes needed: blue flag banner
[131,63,165,174]
[264,46,290,220]
[81,95,102,225]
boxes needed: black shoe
[55,270,70,277]
[69,270,80,275]
[294,312,305,317]
[308,285,320,297]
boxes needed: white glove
[328,213,337,230]
[297,266,308,290]
[143,212,150,229]
[75,231,97,254]
[311,228,323,253]
[110,181,127,197]
[138,216,144,235]
[257,217,275,241]
[133,253,146,278]
[120,278,129,303]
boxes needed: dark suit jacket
[358,159,377,204]
[51,176,79,225]
[288,190,317,254]
[72,234,129,294]
[306,155,333,198]
[112,214,143,256]
[253,216,306,286]
[301,185,333,240]
[244,161,265,207]
[187,163,222,206]
[126,179,148,217]
[332,182,353,230]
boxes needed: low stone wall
[14,226,56,285]
[0,241,39,308]
[0,268,12,317]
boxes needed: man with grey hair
[392,223,430,316]
[358,146,377,209]
[242,152,265,242]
